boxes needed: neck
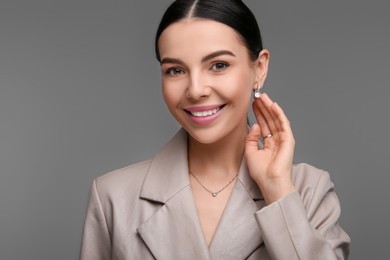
[188,122,248,179]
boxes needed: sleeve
[80,179,112,260]
[255,171,350,259]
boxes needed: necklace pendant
[212,193,217,197]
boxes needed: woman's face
[158,19,267,144]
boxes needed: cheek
[220,69,253,101]
[162,81,182,111]
[162,85,173,109]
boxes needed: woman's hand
[245,93,296,205]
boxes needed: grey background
[0,0,388,259]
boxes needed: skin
[158,18,296,246]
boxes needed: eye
[165,67,184,77]
[210,62,229,72]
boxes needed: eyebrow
[201,50,235,62]
[160,50,236,65]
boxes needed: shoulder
[292,163,332,189]
[93,160,152,199]
[291,163,335,210]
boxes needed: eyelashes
[165,67,184,76]
[164,61,230,77]
[210,61,229,72]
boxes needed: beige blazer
[80,129,350,260]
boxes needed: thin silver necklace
[189,170,239,197]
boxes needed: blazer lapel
[137,129,210,260]
[137,186,210,259]
[209,160,266,259]
[136,128,265,259]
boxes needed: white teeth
[191,108,220,117]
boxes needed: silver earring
[254,84,261,98]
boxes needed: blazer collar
[140,128,263,202]
[139,128,190,203]
[137,128,265,259]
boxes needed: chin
[187,132,220,145]
[180,124,215,143]
[183,123,239,145]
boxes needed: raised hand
[245,93,296,205]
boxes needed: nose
[186,72,211,100]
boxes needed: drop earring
[254,84,261,98]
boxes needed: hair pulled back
[155,0,263,62]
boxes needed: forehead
[158,19,247,60]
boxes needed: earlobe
[254,83,261,98]
[253,49,269,99]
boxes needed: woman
[80,0,350,259]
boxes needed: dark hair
[155,0,263,62]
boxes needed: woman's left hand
[245,93,296,205]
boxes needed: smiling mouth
[185,105,225,117]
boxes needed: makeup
[184,104,225,126]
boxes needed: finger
[271,104,296,164]
[272,102,295,141]
[272,102,291,132]
[269,102,283,132]
[252,101,271,138]
[257,94,278,135]
[245,123,261,154]
[252,102,276,149]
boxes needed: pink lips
[184,104,225,126]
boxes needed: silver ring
[263,134,273,140]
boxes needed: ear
[253,49,270,90]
